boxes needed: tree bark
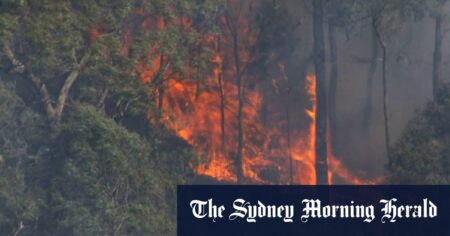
[313,0,328,185]
[29,73,57,118]
[54,51,91,124]
[3,45,90,126]
[96,88,109,112]
[218,72,226,148]
[216,36,226,149]
[279,63,294,184]
[233,32,244,185]
[327,22,338,154]
[225,4,244,184]
[373,22,390,157]
[432,14,443,100]
[157,82,164,120]
[362,19,379,134]
[154,55,165,122]
[286,82,293,184]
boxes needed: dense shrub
[0,81,193,235]
[388,84,450,184]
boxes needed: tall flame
[135,3,379,184]
[155,70,377,184]
[293,75,381,184]
[291,75,316,184]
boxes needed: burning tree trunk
[432,13,444,101]
[216,35,227,149]
[155,55,165,121]
[312,0,328,185]
[279,63,294,184]
[362,18,379,134]
[157,83,165,120]
[233,30,244,184]
[218,61,226,149]
[286,96,293,184]
[373,20,390,157]
[225,4,244,184]
[327,22,338,154]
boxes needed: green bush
[0,81,194,235]
[0,81,46,236]
[388,84,450,184]
[39,106,183,235]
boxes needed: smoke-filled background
[175,0,450,184]
[281,0,450,179]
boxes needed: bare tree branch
[9,221,24,236]
[54,50,91,122]
[3,44,91,125]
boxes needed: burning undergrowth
[136,1,378,185]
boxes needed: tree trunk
[155,55,165,121]
[96,88,109,112]
[362,19,379,134]
[313,0,328,185]
[279,63,294,184]
[327,22,338,154]
[3,45,90,127]
[157,81,164,120]
[432,14,443,100]
[373,23,390,157]
[286,83,293,184]
[233,32,244,184]
[54,51,91,124]
[218,66,226,149]
[225,4,244,184]
[216,38,226,149]
[261,82,269,126]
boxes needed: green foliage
[3,0,133,81]
[0,0,344,234]
[0,80,47,235]
[253,0,297,66]
[0,0,220,122]
[388,84,450,184]
[37,105,186,235]
[0,1,221,233]
[0,80,194,235]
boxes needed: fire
[155,70,376,184]
[135,2,378,185]
[161,75,270,183]
[290,75,316,185]
[296,75,379,185]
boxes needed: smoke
[283,1,448,179]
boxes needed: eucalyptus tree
[312,0,329,185]
[333,0,425,156]
[0,0,218,129]
[0,1,220,235]
[0,0,137,127]
[367,0,424,156]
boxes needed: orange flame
[290,75,316,184]
[161,75,270,183]
[135,4,379,185]
[298,75,379,185]
[157,69,378,184]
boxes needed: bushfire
[155,70,376,184]
[137,5,378,185]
